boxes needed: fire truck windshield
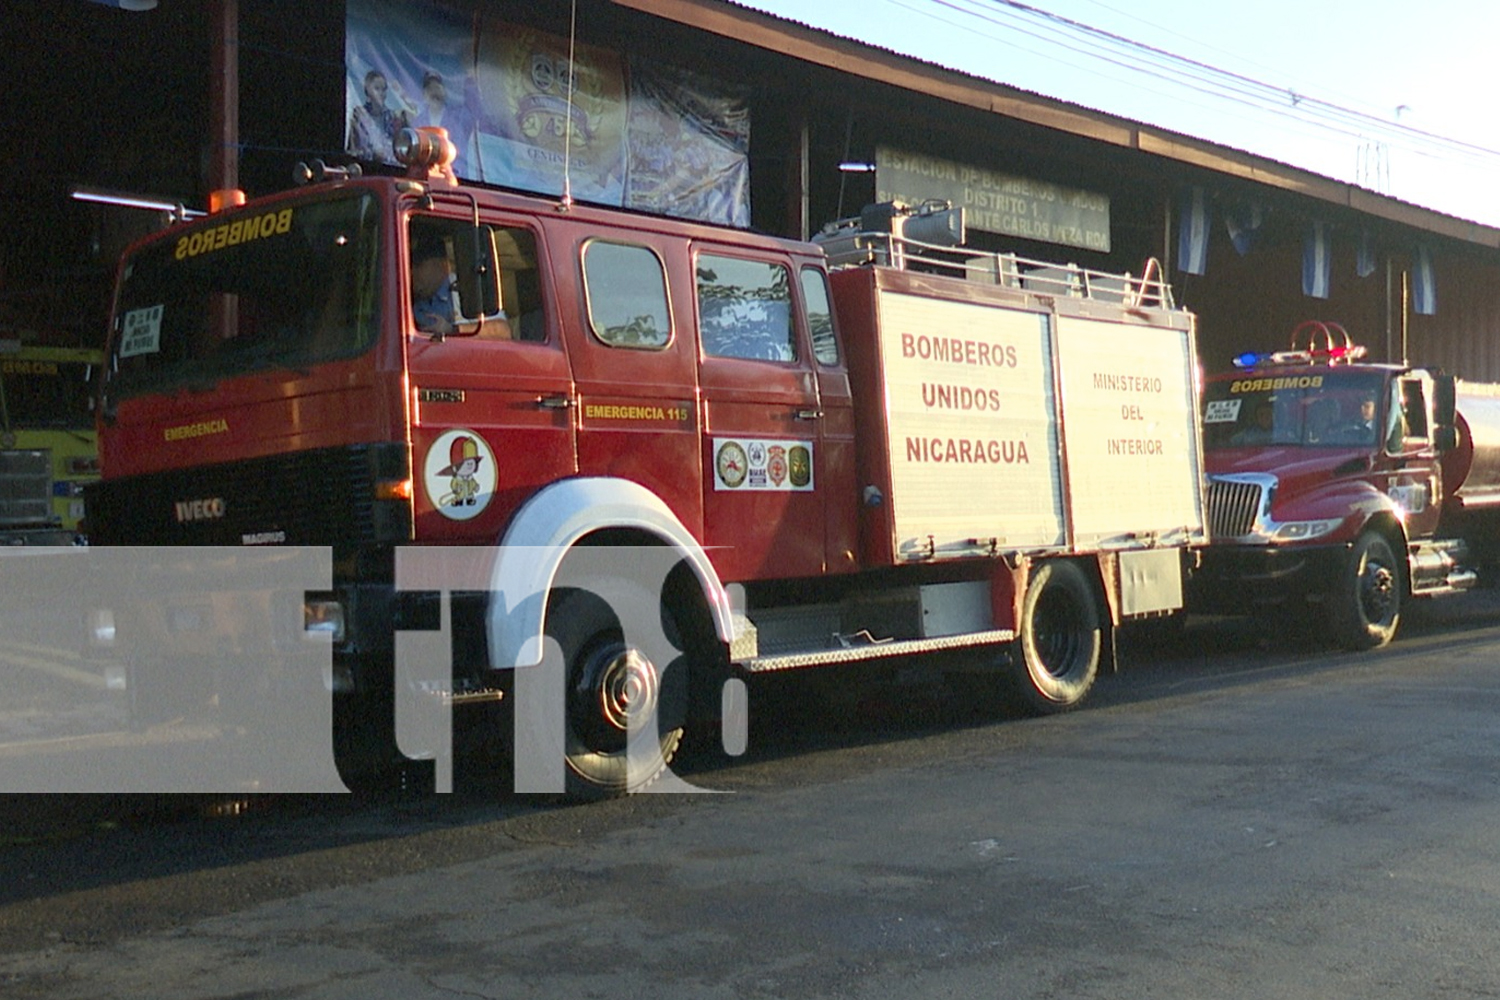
[1203,369,1388,450]
[103,192,381,403]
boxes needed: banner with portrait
[344,0,751,227]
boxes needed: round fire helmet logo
[424,430,497,520]
[716,440,748,488]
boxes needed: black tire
[544,578,685,797]
[1330,530,1402,650]
[1010,559,1102,713]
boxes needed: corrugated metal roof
[617,0,1500,249]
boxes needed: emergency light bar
[1232,344,1367,369]
[1233,320,1368,368]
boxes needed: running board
[737,629,1015,673]
[1410,568,1479,597]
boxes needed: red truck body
[86,143,1205,794]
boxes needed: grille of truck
[0,449,52,526]
[1206,477,1265,540]
[84,443,410,548]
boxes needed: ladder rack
[814,219,1176,310]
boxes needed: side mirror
[450,225,506,337]
[1431,372,1457,453]
[1432,372,1456,427]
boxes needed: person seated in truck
[1331,394,1379,445]
[1230,400,1276,445]
[410,236,511,339]
[411,237,458,336]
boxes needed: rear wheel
[1330,530,1402,650]
[1010,560,1102,713]
[545,578,685,797]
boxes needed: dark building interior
[7,0,1500,376]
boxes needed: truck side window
[1396,380,1427,447]
[408,217,515,339]
[493,226,546,342]
[582,240,670,349]
[696,253,796,363]
[801,266,839,366]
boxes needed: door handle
[536,394,572,410]
[794,408,824,421]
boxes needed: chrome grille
[0,450,52,526]
[1207,478,1264,540]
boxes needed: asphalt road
[4,596,1500,999]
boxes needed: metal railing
[814,224,1176,310]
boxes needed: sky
[735,0,1500,228]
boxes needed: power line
[881,0,1382,154]
[871,0,1500,172]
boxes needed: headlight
[1272,518,1342,542]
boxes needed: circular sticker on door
[715,440,748,489]
[423,429,497,520]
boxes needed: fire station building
[7,0,1500,380]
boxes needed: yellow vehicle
[0,341,101,545]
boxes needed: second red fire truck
[85,131,1205,794]
[1194,320,1500,649]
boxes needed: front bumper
[1187,542,1349,613]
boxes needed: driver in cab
[410,237,511,339]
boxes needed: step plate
[739,629,1015,673]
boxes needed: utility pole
[209,0,243,211]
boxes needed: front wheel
[1330,530,1402,650]
[544,578,685,797]
[1010,559,1102,714]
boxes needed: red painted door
[405,213,574,542]
[694,246,827,583]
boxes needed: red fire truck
[1193,320,1500,649]
[85,132,1205,794]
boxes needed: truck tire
[1330,530,1402,650]
[544,579,685,797]
[1011,559,1102,713]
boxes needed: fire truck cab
[1192,320,1500,649]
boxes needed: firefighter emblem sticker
[424,430,497,520]
[715,440,748,489]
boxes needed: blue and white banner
[1302,221,1331,299]
[1413,245,1437,315]
[1355,228,1377,278]
[1224,202,1264,256]
[1177,187,1209,276]
[344,0,751,226]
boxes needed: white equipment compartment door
[877,291,1065,558]
[1054,314,1205,548]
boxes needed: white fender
[486,477,733,670]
